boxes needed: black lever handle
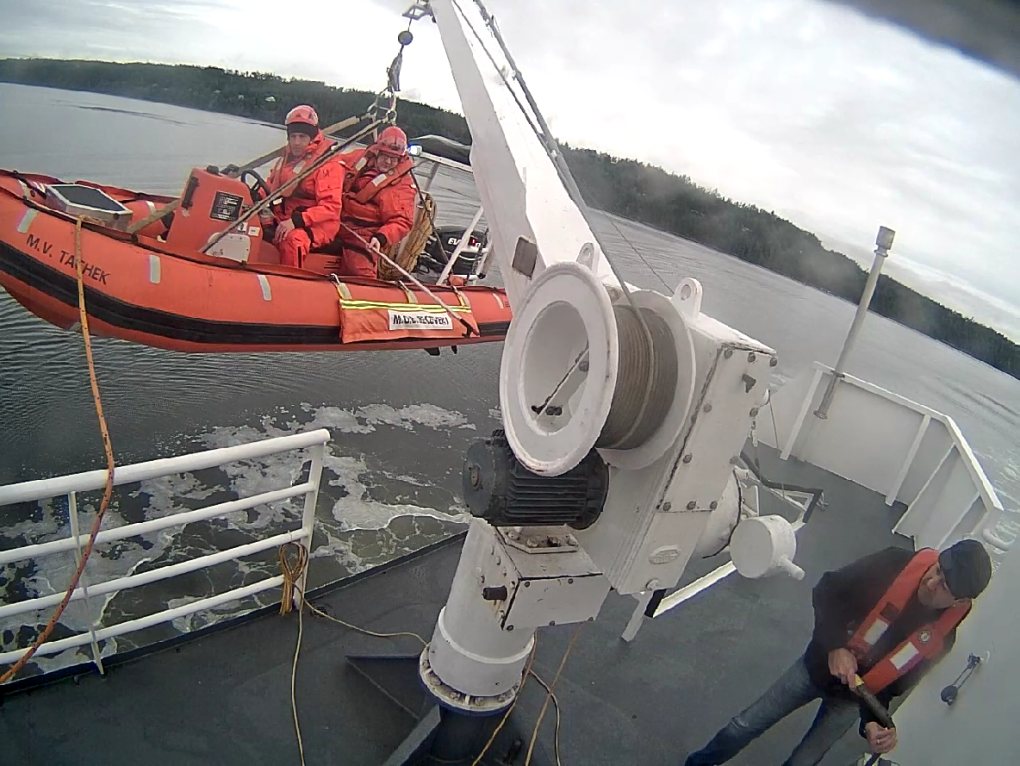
[941,653,983,706]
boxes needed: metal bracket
[512,236,539,278]
[498,525,580,554]
[403,1,434,21]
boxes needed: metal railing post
[0,429,332,679]
[295,443,325,611]
[437,204,485,286]
[68,491,105,676]
[815,226,895,419]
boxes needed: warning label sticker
[388,310,453,331]
[210,191,243,222]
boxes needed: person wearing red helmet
[333,125,417,278]
[264,105,344,269]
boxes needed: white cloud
[3,0,1019,338]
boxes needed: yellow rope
[306,602,427,646]
[0,217,116,686]
[527,670,563,766]
[279,538,429,766]
[278,542,309,764]
[378,191,436,281]
[279,542,308,616]
[525,624,583,766]
[471,639,539,766]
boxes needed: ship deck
[0,445,911,766]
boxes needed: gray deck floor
[0,445,911,766]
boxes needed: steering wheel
[240,169,272,203]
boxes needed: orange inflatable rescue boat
[0,167,512,353]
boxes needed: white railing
[760,362,1013,554]
[0,428,330,680]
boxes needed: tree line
[1,58,1016,380]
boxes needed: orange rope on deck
[0,217,116,686]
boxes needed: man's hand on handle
[865,722,897,754]
[828,648,858,687]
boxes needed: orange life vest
[268,134,336,209]
[848,548,970,694]
[342,151,416,204]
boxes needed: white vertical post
[621,591,654,643]
[815,226,895,419]
[295,443,325,610]
[886,414,931,506]
[781,367,824,460]
[420,161,441,192]
[437,204,485,286]
[68,491,105,675]
[469,240,494,285]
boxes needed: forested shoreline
[2,58,1016,379]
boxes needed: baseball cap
[939,539,992,600]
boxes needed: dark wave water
[2,83,1018,676]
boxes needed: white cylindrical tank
[729,514,804,580]
[693,470,748,558]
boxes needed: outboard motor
[165,166,261,262]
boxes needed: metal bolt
[524,581,531,588]
[703,403,713,413]
[662,501,672,512]
[579,359,590,373]
[682,454,693,464]
[748,352,756,362]
[724,348,733,359]
[568,578,574,584]
[549,620,556,626]
[646,579,660,590]
[710,501,718,510]
[507,625,514,631]
[770,357,778,367]
[468,466,481,488]
[749,407,759,417]
[686,501,697,510]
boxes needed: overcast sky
[3,0,1019,340]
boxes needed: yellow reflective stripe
[337,300,472,313]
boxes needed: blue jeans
[684,655,858,766]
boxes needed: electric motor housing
[463,430,609,529]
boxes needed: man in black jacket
[684,539,992,766]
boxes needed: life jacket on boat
[266,132,344,247]
[334,147,417,271]
[847,548,970,695]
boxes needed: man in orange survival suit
[684,539,992,766]
[264,105,344,269]
[333,125,417,278]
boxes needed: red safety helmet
[373,126,408,158]
[285,105,319,128]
